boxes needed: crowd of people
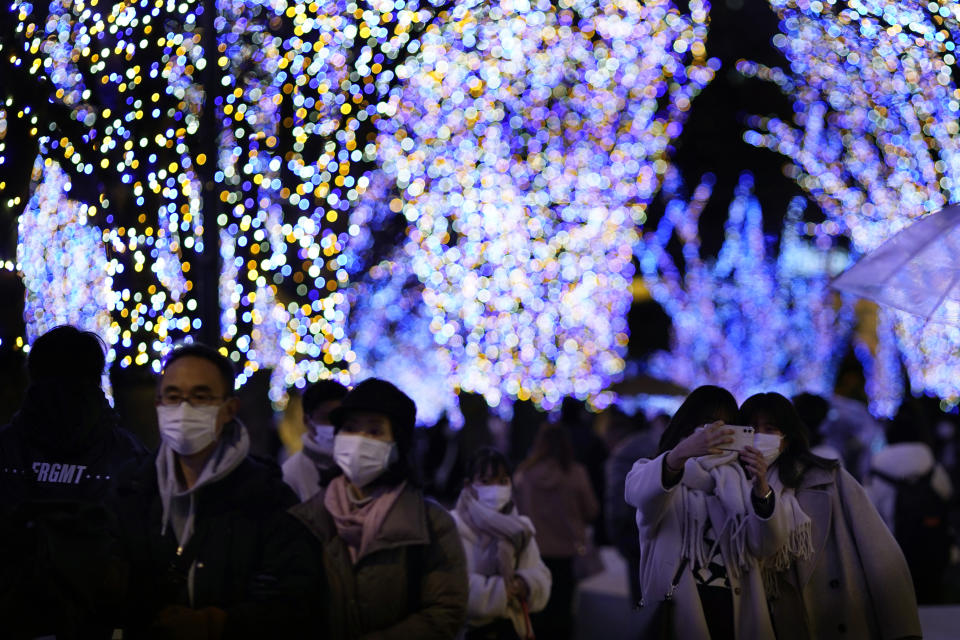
[0,324,956,639]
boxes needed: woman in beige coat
[625,385,795,640]
[739,393,921,640]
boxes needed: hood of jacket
[871,442,935,481]
[157,419,251,544]
[12,380,118,456]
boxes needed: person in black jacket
[0,325,148,639]
[112,343,319,639]
[0,325,147,504]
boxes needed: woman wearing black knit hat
[290,378,468,639]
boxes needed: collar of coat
[795,464,836,490]
[290,484,431,558]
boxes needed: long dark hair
[518,423,574,473]
[658,385,739,454]
[738,392,837,488]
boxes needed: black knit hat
[331,378,417,448]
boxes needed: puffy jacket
[290,483,468,640]
[112,451,320,639]
[0,383,148,507]
[0,388,148,638]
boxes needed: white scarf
[678,451,812,584]
[455,489,534,581]
[764,466,813,574]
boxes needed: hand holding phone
[716,425,755,452]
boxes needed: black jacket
[112,452,321,639]
[0,386,148,507]
[0,386,150,639]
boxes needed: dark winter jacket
[290,483,468,640]
[0,387,148,639]
[112,445,321,639]
[0,383,148,507]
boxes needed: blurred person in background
[452,446,550,640]
[0,325,148,638]
[113,343,316,639]
[792,392,843,464]
[603,408,662,606]
[508,399,544,466]
[625,385,791,640]
[867,399,953,604]
[740,392,921,640]
[290,378,468,639]
[282,379,348,501]
[560,397,608,543]
[513,424,598,640]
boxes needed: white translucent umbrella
[831,205,960,324]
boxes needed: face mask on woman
[157,403,220,455]
[754,432,784,466]
[333,433,398,488]
[308,421,336,455]
[474,484,513,511]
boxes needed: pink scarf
[455,488,534,581]
[324,476,406,563]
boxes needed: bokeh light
[742,0,960,405]
[638,169,856,402]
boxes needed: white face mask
[754,432,784,466]
[474,484,512,511]
[157,402,221,455]
[333,433,397,488]
[308,422,336,456]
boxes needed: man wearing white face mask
[290,377,468,639]
[112,344,319,639]
[282,379,348,501]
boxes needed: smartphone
[717,425,755,452]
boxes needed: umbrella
[831,204,960,323]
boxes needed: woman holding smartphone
[624,385,797,640]
[739,392,921,640]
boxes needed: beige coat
[768,466,922,640]
[624,452,791,640]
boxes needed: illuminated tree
[639,169,856,401]
[741,0,960,404]
[369,0,716,408]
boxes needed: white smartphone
[717,425,755,452]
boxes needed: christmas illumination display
[8,0,960,413]
[741,0,960,405]
[2,0,718,410]
[639,169,855,402]
[18,159,117,350]
[853,306,904,418]
[3,0,459,400]
[370,0,716,408]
